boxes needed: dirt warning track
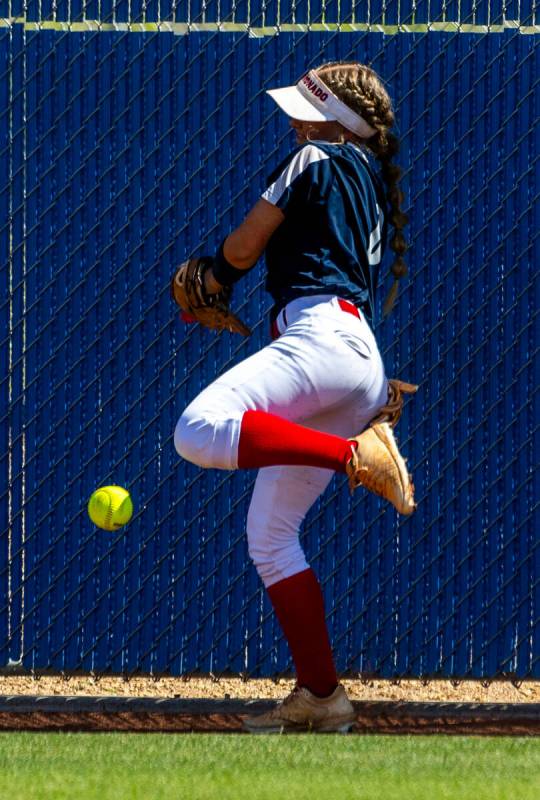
[0,696,539,735]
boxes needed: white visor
[266,70,377,139]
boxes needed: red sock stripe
[267,569,338,698]
[238,410,353,472]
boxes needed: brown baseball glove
[171,257,250,337]
[368,379,418,428]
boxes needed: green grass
[0,732,539,800]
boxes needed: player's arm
[205,199,284,293]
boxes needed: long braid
[317,62,409,316]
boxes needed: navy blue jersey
[261,142,388,324]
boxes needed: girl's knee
[174,406,215,467]
[174,400,241,470]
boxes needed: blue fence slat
[0,26,12,667]
[3,26,26,669]
[0,22,8,606]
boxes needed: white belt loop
[273,294,340,337]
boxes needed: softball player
[174,62,415,733]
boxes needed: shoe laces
[347,430,402,500]
[278,685,303,708]
[347,441,389,496]
[262,686,301,721]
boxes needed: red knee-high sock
[238,410,354,471]
[267,568,338,698]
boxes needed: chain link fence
[1,2,539,678]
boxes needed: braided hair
[317,62,408,316]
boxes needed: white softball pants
[175,295,388,587]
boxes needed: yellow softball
[87,486,133,531]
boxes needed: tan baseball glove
[171,257,251,337]
[346,379,418,515]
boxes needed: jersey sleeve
[262,144,330,214]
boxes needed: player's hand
[203,266,224,295]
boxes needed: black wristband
[211,242,246,286]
